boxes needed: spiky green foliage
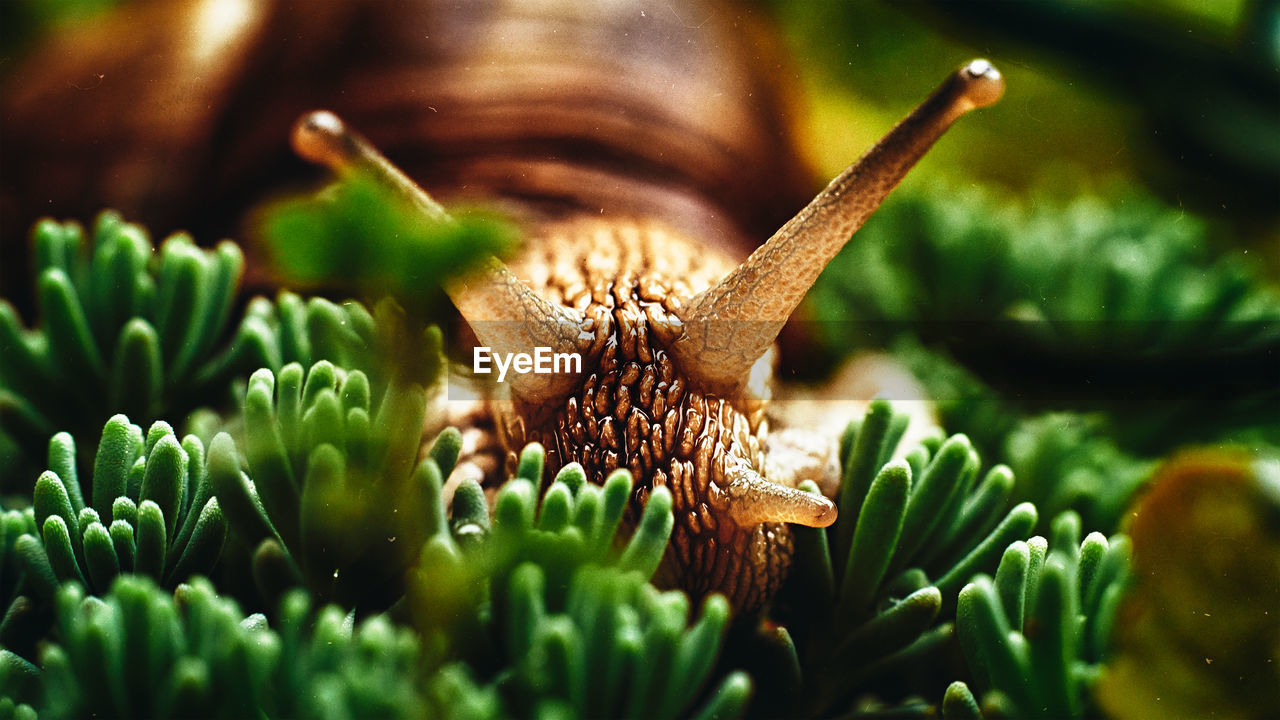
[813,184,1280,358]
[1003,415,1152,534]
[950,512,1130,719]
[0,575,426,719]
[227,290,381,389]
[0,213,244,467]
[0,507,45,659]
[0,212,382,484]
[0,416,230,662]
[18,417,228,600]
[262,172,515,317]
[810,185,1280,455]
[207,358,440,610]
[410,448,676,669]
[452,563,750,720]
[758,400,1036,716]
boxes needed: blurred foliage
[261,172,516,318]
[812,183,1280,362]
[888,342,1155,535]
[952,512,1130,719]
[767,0,1280,243]
[1097,450,1280,719]
[208,358,440,611]
[806,182,1279,479]
[902,0,1280,226]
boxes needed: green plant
[410,445,677,670]
[0,507,43,663]
[0,213,382,486]
[262,172,515,317]
[809,183,1280,454]
[208,358,441,610]
[404,450,740,719]
[0,214,244,467]
[1003,415,1152,534]
[463,563,749,720]
[949,512,1130,719]
[757,400,1037,716]
[0,575,427,719]
[813,183,1280,358]
[892,342,1157,535]
[23,417,228,597]
[1,416,230,662]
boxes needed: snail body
[2,0,1004,610]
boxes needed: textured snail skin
[494,218,801,611]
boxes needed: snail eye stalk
[671,60,1004,395]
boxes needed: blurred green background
[764,0,1279,260]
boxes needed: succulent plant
[890,342,1157,535]
[810,184,1280,459]
[0,214,243,469]
[485,562,749,720]
[1,416,230,661]
[949,511,1130,718]
[0,575,427,719]
[207,358,441,610]
[24,417,228,596]
[754,399,1037,716]
[409,444,676,670]
[0,212,381,487]
[812,183,1280,360]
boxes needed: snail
[0,0,1003,610]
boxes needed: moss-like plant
[0,213,244,467]
[812,183,1280,360]
[22,417,227,597]
[0,575,426,719]
[410,445,676,670]
[478,562,749,720]
[0,213,384,486]
[948,511,1130,719]
[208,359,441,610]
[1,416,230,662]
[756,400,1037,716]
